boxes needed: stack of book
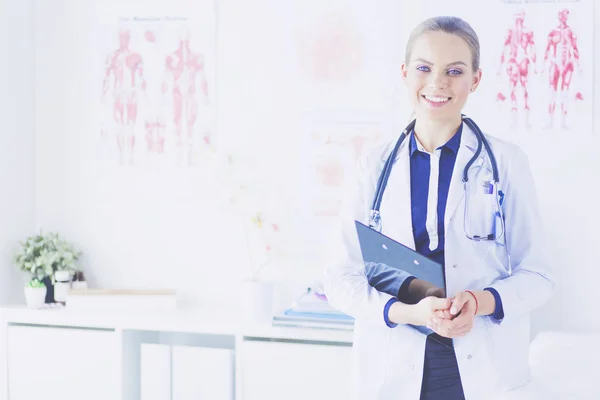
[272,289,354,331]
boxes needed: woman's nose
[428,71,449,88]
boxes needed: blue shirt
[409,122,461,267]
[407,127,503,323]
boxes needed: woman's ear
[471,69,483,92]
[401,63,408,83]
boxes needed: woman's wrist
[388,301,416,325]
[472,290,496,316]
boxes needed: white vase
[53,270,72,303]
[241,280,274,324]
[24,287,47,308]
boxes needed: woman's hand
[427,291,477,338]
[412,297,455,326]
[389,296,453,327]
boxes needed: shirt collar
[409,122,463,156]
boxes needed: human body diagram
[541,8,583,129]
[102,29,147,165]
[161,29,210,166]
[100,26,211,166]
[496,8,584,131]
[496,10,537,129]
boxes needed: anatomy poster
[465,0,593,137]
[91,3,217,168]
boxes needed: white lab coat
[324,123,556,400]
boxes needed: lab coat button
[410,365,415,370]
[467,354,472,360]
[452,264,458,269]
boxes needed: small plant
[244,212,281,281]
[26,278,45,289]
[14,232,81,282]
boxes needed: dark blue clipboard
[355,220,453,344]
[355,220,446,292]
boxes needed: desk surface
[0,305,354,344]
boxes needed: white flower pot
[24,287,47,308]
[241,280,274,324]
[54,270,71,281]
[53,271,72,303]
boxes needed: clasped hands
[414,291,478,339]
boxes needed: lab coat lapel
[380,138,415,250]
[444,124,478,229]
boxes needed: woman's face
[402,31,481,123]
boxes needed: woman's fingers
[432,310,453,319]
[428,317,473,338]
[428,297,453,311]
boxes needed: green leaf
[14,232,82,276]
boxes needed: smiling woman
[401,21,482,153]
[324,15,555,400]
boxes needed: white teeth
[424,95,449,103]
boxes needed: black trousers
[420,334,466,400]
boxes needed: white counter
[0,305,354,344]
[0,305,355,400]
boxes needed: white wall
[33,0,249,310]
[30,0,600,334]
[31,0,411,311]
[519,93,600,334]
[0,0,35,304]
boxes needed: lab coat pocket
[484,316,531,391]
[463,164,504,242]
[476,318,502,389]
[481,318,496,360]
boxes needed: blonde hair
[405,16,481,72]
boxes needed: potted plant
[14,232,81,304]
[238,211,282,323]
[214,150,283,321]
[24,278,47,308]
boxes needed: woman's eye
[447,69,463,75]
[417,65,430,72]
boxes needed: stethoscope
[369,114,505,242]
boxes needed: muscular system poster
[92,4,217,168]
[465,0,593,137]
